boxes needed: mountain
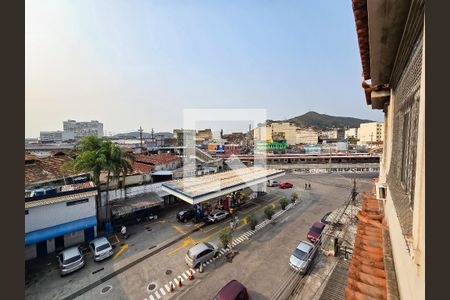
[113,131,172,139]
[281,111,374,130]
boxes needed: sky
[25,0,383,138]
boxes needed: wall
[380,31,425,300]
[101,181,169,204]
[25,195,96,233]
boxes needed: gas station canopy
[161,167,285,205]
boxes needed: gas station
[161,167,285,223]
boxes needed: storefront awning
[111,192,164,218]
[25,216,97,246]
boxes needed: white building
[63,120,103,141]
[25,182,98,260]
[358,122,384,145]
[344,128,359,139]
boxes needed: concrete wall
[379,32,425,300]
[25,244,37,260]
[25,195,96,233]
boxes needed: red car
[214,280,249,300]
[307,222,325,242]
[278,182,293,189]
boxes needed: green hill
[281,111,373,130]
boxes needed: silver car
[57,246,85,276]
[185,242,219,268]
[208,210,229,223]
[89,237,114,262]
[289,240,315,274]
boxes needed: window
[66,198,89,206]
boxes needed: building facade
[25,182,98,260]
[345,127,359,139]
[173,129,196,147]
[296,129,319,145]
[352,1,424,299]
[63,120,103,141]
[39,130,63,143]
[358,122,384,145]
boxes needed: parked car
[267,180,279,187]
[177,208,196,223]
[307,222,325,242]
[321,212,332,224]
[279,182,293,189]
[57,246,85,276]
[89,237,114,262]
[185,242,219,268]
[289,240,315,274]
[214,280,249,300]
[208,210,229,223]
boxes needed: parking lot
[25,172,376,300]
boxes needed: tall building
[350,1,424,299]
[62,120,103,141]
[358,122,384,145]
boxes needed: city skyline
[26,1,383,138]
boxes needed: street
[25,173,376,300]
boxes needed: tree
[264,206,275,220]
[219,228,232,249]
[247,213,258,230]
[67,136,135,229]
[279,197,288,210]
[291,192,299,203]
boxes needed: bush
[279,197,288,210]
[264,206,275,220]
[247,213,258,230]
[219,228,232,249]
[291,192,299,203]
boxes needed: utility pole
[138,126,144,150]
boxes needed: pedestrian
[308,183,311,189]
[305,183,307,190]
[121,225,127,239]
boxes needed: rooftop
[162,167,284,203]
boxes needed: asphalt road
[25,173,376,300]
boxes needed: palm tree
[67,136,135,229]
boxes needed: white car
[89,237,114,262]
[208,210,229,223]
[289,240,315,274]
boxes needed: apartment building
[295,129,319,145]
[358,122,384,145]
[63,120,103,141]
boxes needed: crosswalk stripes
[178,275,184,282]
[165,284,170,292]
[190,268,196,274]
[149,295,155,300]
[154,290,161,299]
[182,273,188,280]
[159,288,166,296]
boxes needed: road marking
[165,284,170,292]
[149,295,155,300]
[155,290,161,299]
[112,244,128,259]
[159,288,166,296]
[178,275,184,282]
[155,220,166,224]
[166,238,193,256]
[190,268,196,274]
[220,249,226,254]
[182,273,188,280]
